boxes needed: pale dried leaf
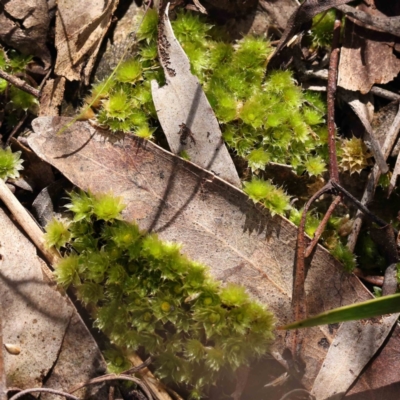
[0,207,72,389]
[0,0,51,67]
[312,313,399,399]
[151,5,240,187]
[55,0,118,83]
[28,117,397,392]
[39,77,66,116]
[338,11,400,94]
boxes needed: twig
[0,303,6,400]
[290,11,343,361]
[326,12,342,183]
[5,113,28,146]
[305,195,342,258]
[69,357,152,394]
[336,4,400,37]
[0,70,40,98]
[278,388,315,400]
[301,69,400,101]
[69,375,153,400]
[0,178,59,270]
[9,388,79,400]
[353,268,384,287]
[347,103,400,251]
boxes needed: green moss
[310,10,336,48]
[47,191,275,397]
[0,147,24,180]
[85,10,328,217]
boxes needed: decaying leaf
[0,0,51,68]
[0,207,72,389]
[54,0,119,84]
[28,117,400,394]
[0,204,108,397]
[151,4,240,187]
[338,2,400,94]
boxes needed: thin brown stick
[5,113,28,146]
[9,388,79,400]
[290,11,343,360]
[347,104,400,251]
[353,268,384,286]
[0,304,6,400]
[291,183,333,358]
[278,388,315,400]
[326,12,342,182]
[0,70,40,98]
[69,375,153,400]
[305,195,342,258]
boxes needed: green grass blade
[281,293,400,330]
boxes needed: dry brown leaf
[0,203,108,397]
[338,3,400,94]
[54,0,118,84]
[0,207,72,389]
[0,0,51,68]
[39,77,66,117]
[28,117,398,394]
[151,5,240,187]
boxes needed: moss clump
[0,47,38,128]
[309,10,336,48]
[0,147,24,180]
[46,190,274,399]
[84,10,328,218]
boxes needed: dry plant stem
[336,4,400,37]
[9,388,79,400]
[291,184,333,358]
[69,357,152,393]
[127,352,173,400]
[0,178,59,269]
[69,376,153,400]
[327,12,342,182]
[347,104,400,251]
[5,113,28,146]
[305,195,342,258]
[0,305,6,400]
[302,69,400,101]
[353,268,384,286]
[290,11,343,360]
[0,70,40,98]
[278,388,315,400]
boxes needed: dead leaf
[42,312,108,400]
[0,0,51,68]
[338,3,400,94]
[0,207,72,389]
[151,4,240,187]
[345,324,400,399]
[54,0,118,84]
[28,117,398,393]
[39,77,66,116]
[339,89,388,173]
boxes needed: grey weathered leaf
[0,207,72,389]
[27,117,399,396]
[151,4,240,187]
[54,0,118,83]
[0,0,51,68]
